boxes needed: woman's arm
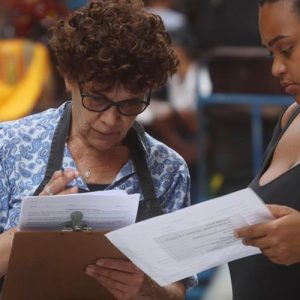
[0,227,16,277]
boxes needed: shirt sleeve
[0,124,22,232]
[0,135,11,233]
[159,153,191,213]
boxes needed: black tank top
[229,105,300,300]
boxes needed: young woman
[230,0,300,299]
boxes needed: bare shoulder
[281,103,300,128]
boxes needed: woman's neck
[67,134,129,184]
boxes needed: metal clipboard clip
[61,211,92,232]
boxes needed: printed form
[106,188,274,286]
[19,190,140,231]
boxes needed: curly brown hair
[49,0,178,92]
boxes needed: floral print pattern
[0,102,191,230]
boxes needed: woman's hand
[235,204,300,265]
[85,258,163,300]
[0,227,17,277]
[39,169,79,196]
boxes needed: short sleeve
[0,132,11,233]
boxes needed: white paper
[19,190,140,231]
[106,188,274,286]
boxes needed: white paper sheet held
[106,188,274,286]
[19,190,140,231]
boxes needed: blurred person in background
[0,3,14,39]
[230,0,300,299]
[0,1,88,121]
[5,0,69,42]
[0,1,197,298]
[0,39,54,121]
[183,0,261,48]
[138,25,211,177]
[144,0,187,31]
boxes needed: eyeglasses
[79,85,151,116]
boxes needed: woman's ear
[64,77,73,93]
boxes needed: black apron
[0,102,162,291]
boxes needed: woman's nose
[271,56,287,78]
[99,106,120,126]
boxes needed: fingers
[266,204,298,218]
[59,186,79,195]
[235,222,269,239]
[237,227,279,262]
[39,169,80,196]
[95,259,141,273]
[260,245,295,265]
[86,265,126,290]
[86,264,138,287]
[236,212,300,266]
[242,236,272,249]
[86,267,125,299]
[235,205,299,238]
[85,259,145,300]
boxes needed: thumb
[267,204,298,218]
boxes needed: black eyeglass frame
[79,85,152,116]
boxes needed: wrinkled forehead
[259,0,300,46]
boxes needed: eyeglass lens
[82,91,150,116]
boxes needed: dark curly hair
[258,0,300,17]
[49,0,178,92]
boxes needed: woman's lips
[285,84,298,95]
[281,81,298,95]
[94,129,118,137]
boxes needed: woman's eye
[281,47,293,57]
[268,51,274,60]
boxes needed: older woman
[230,0,300,299]
[0,0,196,299]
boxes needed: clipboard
[1,212,126,300]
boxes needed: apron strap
[34,102,72,196]
[125,122,162,222]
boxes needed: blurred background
[0,1,292,299]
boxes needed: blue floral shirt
[0,102,197,288]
